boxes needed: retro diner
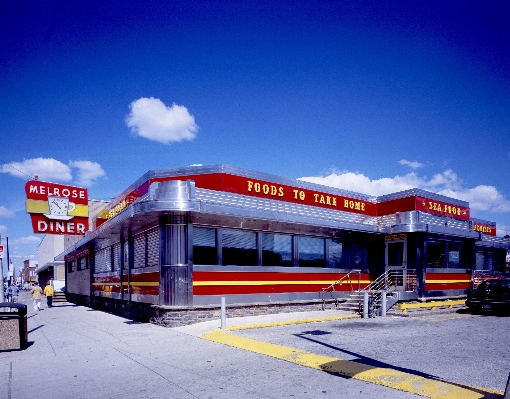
[59,165,508,321]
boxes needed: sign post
[0,237,4,302]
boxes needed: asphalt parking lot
[1,291,509,399]
[225,310,510,397]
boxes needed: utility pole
[0,234,5,302]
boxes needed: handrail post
[363,291,369,318]
[221,297,226,329]
[381,291,387,317]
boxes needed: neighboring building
[59,165,509,324]
[37,199,109,292]
[37,235,66,291]
[22,259,38,288]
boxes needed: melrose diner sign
[25,180,89,235]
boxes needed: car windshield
[478,280,510,293]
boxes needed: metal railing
[361,269,417,314]
[320,270,361,310]
[321,269,417,314]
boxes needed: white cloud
[439,186,510,213]
[0,158,106,186]
[399,159,425,169]
[299,171,422,197]
[69,160,106,186]
[299,169,510,214]
[126,97,198,144]
[0,206,15,218]
[0,225,7,235]
[0,158,72,181]
[10,236,41,245]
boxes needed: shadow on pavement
[295,331,503,399]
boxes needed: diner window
[354,243,367,269]
[193,227,217,265]
[328,239,349,268]
[475,251,494,271]
[448,244,461,268]
[222,229,257,266]
[67,260,75,273]
[262,233,293,266]
[124,242,129,269]
[427,242,446,268]
[113,243,121,271]
[298,236,325,267]
[77,256,87,271]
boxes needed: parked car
[466,278,510,314]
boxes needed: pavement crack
[113,348,202,399]
[8,362,12,399]
[39,326,57,356]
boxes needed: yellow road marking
[201,323,503,399]
[226,314,360,331]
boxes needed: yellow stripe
[68,204,89,217]
[26,199,49,214]
[92,283,120,286]
[25,199,88,217]
[121,282,159,287]
[202,329,500,399]
[425,279,471,284]
[226,314,360,330]
[193,280,372,287]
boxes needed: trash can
[0,302,28,350]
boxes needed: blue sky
[1,0,509,274]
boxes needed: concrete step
[53,292,67,302]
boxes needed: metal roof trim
[375,188,469,207]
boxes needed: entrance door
[385,239,407,291]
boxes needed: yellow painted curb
[201,329,503,399]
[225,314,360,331]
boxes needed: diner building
[58,165,509,323]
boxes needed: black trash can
[0,302,28,350]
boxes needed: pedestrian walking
[11,285,19,302]
[30,282,43,311]
[5,285,13,302]
[44,281,54,307]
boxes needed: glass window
[475,252,485,270]
[262,233,292,266]
[354,243,367,268]
[475,251,495,271]
[67,260,75,273]
[328,239,349,268]
[193,227,217,265]
[448,244,461,268]
[77,256,87,271]
[222,229,257,266]
[124,242,129,269]
[298,236,325,267]
[427,242,446,268]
